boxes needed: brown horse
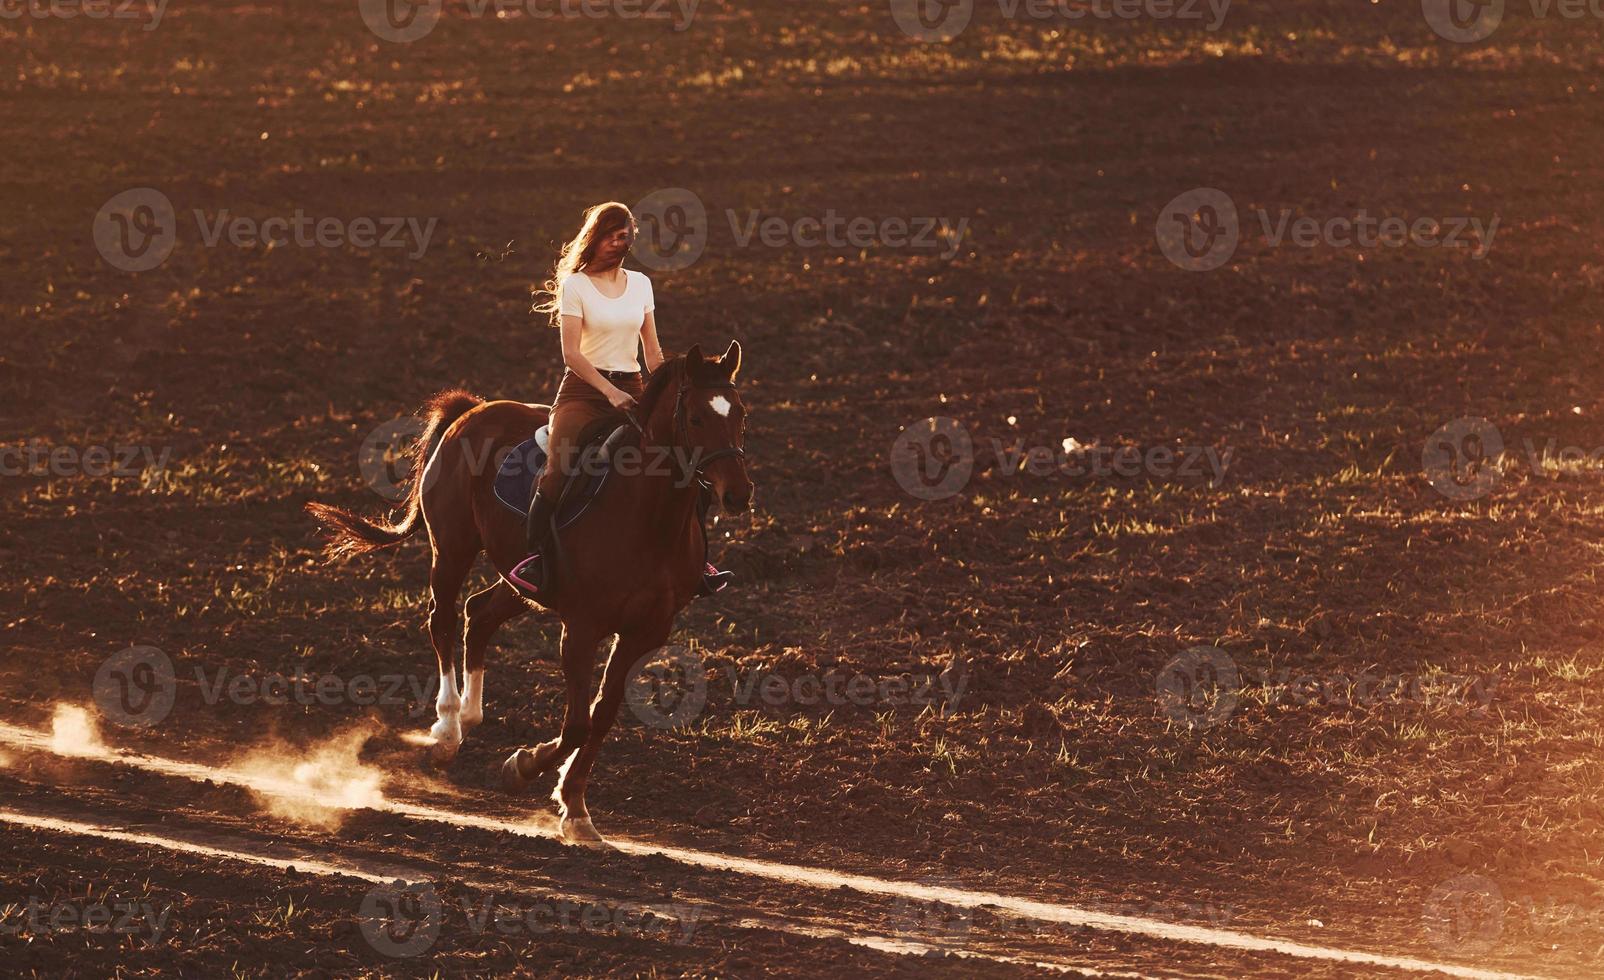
[306,343,751,844]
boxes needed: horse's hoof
[560,815,608,847]
[428,737,461,766]
[500,751,533,794]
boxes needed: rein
[622,368,745,486]
[620,366,745,573]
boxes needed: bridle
[623,368,746,487]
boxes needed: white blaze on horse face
[709,394,732,418]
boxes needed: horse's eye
[690,415,704,427]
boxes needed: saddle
[492,420,634,529]
[493,415,718,601]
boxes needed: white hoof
[428,716,462,759]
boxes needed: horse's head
[676,341,752,514]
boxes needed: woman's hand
[606,387,638,412]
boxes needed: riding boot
[509,487,558,599]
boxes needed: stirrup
[507,553,550,600]
[696,562,733,598]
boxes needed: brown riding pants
[536,368,645,500]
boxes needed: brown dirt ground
[1,0,1601,975]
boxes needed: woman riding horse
[509,201,731,601]
[305,338,752,843]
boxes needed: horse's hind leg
[459,580,528,732]
[425,541,476,763]
[554,621,674,845]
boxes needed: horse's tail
[305,389,483,561]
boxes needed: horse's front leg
[554,621,676,845]
[501,621,604,793]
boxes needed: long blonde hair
[531,202,636,327]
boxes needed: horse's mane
[638,353,686,418]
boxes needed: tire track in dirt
[0,805,1151,977]
[0,718,1540,980]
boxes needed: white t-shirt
[558,269,654,372]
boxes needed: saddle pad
[492,432,547,516]
[491,421,629,527]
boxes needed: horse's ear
[686,344,704,367]
[720,340,742,382]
